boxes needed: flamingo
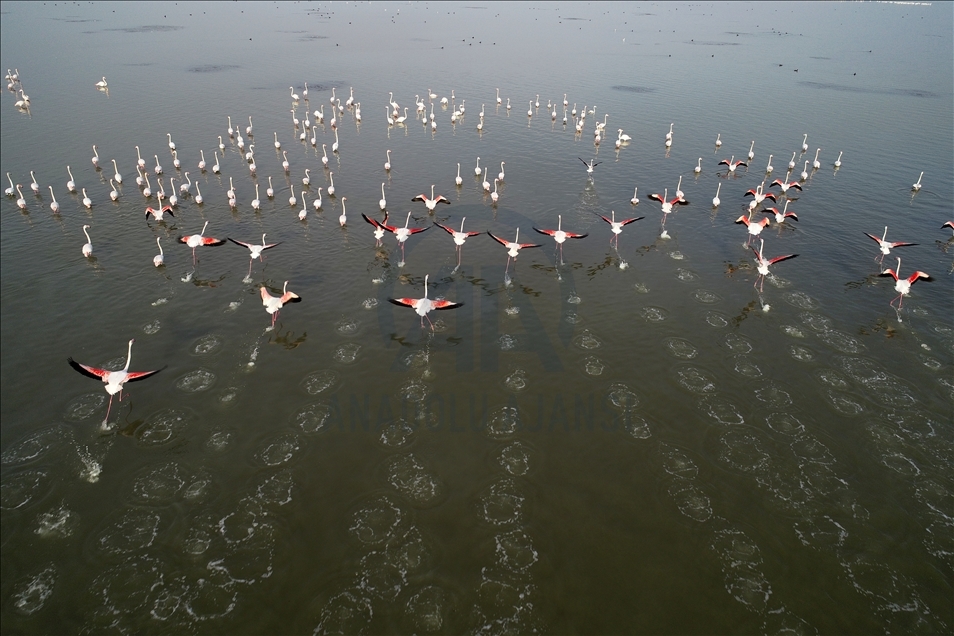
[788,152,797,170]
[142,172,152,198]
[719,156,747,173]
[385,149,392,172]
[261,281,301,327]
[251,183,261,211]
[66,166,76,193]
[312,186,323,210]
[395,107,409,125]
[411,184,451,212]
[487,228,542,274]
[496,87,501,104]
[144,204,174,222]
[694,158,702,174]
[498,161,506,182]
[912,172,923,192]
[135,146,146,169]
[491,178,500,204]
[765,154,774,174]
[290,86,300,101]
[95,76,108,89]
[482,168,491,192]
[322,144,329,167]
[5,172,15,196]
[229,233,281,278]
[735,213,771,245]
[178,221,225,265]
[338,197,347,226]
[212,151,221,174]
[942,221,954,235]
[879,258,931,311]
[715,133,722,147]
[770,177,802,194]
[762,200,798,224]
[474,156,482,176]
[299,193,309,219]
[361,211,390,247]
[648,189,688,215]
[675,175,686,201]
[744,183,776,207]
[153,154,163,175]
[327,172,335,196]
[288,184,297,207]
[15,184,27,210]
[48,186,59,213]
[379,211,430,264]
[179,172,192,195]
[834,152,843,168]
[81,188,92,209]
[194,183,203,205]
[379,182,387,210]
[332,129,339,153]
[534,214,588,264]
[580,157,601,175]
[227,115,234,137]
[81,225,93,257]
[68,339,164,428]
[91,145,100,169]
[630,187,640,205]
[282,150,290,173]
[455,163,463,186]
[266,176,274,198]
[800,161,810,181]
[712,183,722,207]
[864,226,917,263]
[388,274,462,330]
[315,104,325,123]
[274,131,281,150]
[747,140,755,160]
[595,210,644,247]
[812,148,821,170]
[434,217,482,269]
[665,123,674,141]
[153,236,164,267]
[111,159,123,184]
[346,86,354,107]
[751,239,798,293]
[303,168,311,186]
[801,134,809,152]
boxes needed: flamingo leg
[456,247,462,269]
[247,260,253,278]
[103,394,114,426]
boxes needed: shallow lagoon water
[1,2,952,633]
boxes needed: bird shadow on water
[269,327,307,349]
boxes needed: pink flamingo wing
[879,269,899,281]
[126,368,165,383]
[908,271,932,283]
[768,253,799,265]
[201,237,226,246]
[487,231,509,246]
[433,221,456,235]
[888,241,918,248]
[432,300,463,310]
[388,297,417,308]
[533,227,556,237]
[68,358,109,380]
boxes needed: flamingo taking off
[378,211,430,265]
[261,280,301,327]
[533,214,588,264]
[595,210,644,247]
[434,217,482,270]
[736,213,771,245]
[864,227,917,263]
[411,184,451,212]
[488,228,542,274]
[144,205,174,222]
[229,233,281,278]
[761,200,798,225]
[879,257,931,311]
[178,221,226,265]
[68,339,163,428]
[719,156,748,173]
[751,239,798,293]
[388,274,462,330]
[361,211,390,247]
[770,178,802,194]
[580,157,601,175]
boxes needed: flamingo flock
[3,76,947,427]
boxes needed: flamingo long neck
[431,185,435,198]
[201,221,209,236]
[157,237,163,254]
[424,275,429,298]
[123,340,134,372]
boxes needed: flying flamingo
[579,157,601,175]
[719,156,748,173]
[379,211,429,265]
[942,221,954,235]
[68,339,164,428]
[533,214,589,264]
[879,258,931,311]
[745,183,776,210]
[770,177,802,194]
[178,221,225,265]
[411,184,451,212]
[261,280,301,327]
[434,217,482,270]
[228,233,281,278]
[761,200,798,225]
[595,210,644,247]
[361,211,390,246]
[864,226,917,263]
[487,228,542,275]
[388,274,462,330]
[153,237,164,267]
[144,204,174,222]
[750,239,798,292]
[735,213,771,245]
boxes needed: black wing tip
[287,296,303,304]
[387,298,408,307]
[68,358,101,381]
[127,366,167,383]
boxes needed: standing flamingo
[178,221,226,265]
[68,339,164,428]
[388,274,462,330]
[261,280,301,327]
[81,225,93,257]
[48,186,60,213]
[879,257,931,311]
[153,237,164,267]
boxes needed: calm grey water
[1,2,952,633]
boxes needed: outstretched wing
[768,253,799,265]
[579,158,589,166]
[888,241,918,248]
[201,237,226,246]
[648,193,664,203]
[411,194,429,203]
[280,291,302,304]
[863,232,882,244]
[564,231,588,239]
[878,268,899,281]
[126,367,165,383]
[619,216,644,226]
[433,221,456,235]
[434,196,451,205]
[388,297,418,308]
[432,300,463,310]
[533,227,556,237]
[228,237,253,249]
[487,231,509,247]
[68,358,108,381]
[362,213,383,228]
[407,225,430,235]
